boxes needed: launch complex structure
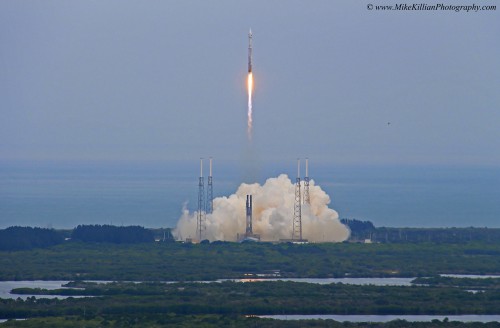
[194,158,311,243]
[286,158,310,243]
[196,158,213,242]
[192,31,310,243]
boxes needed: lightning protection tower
[197,158,205,241]
[206,157,213,214]
[292,158,302,241]
[303,158,310,205]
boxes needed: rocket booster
[248,29,252,73]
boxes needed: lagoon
[2,275,496,299]
[0,278,415,299]
[220,277,415,286]
[260,314,500,323]
[0,281,82,300]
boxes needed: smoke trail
[174,174,349,242]
[247,72,253,141]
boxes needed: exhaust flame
[174,174,350,243]
[247,72,253,141]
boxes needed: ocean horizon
[1,160,499,229]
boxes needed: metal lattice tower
[206,157,213,214]
[292,158,302,241]
[197,158,205,241]
[303,158,310,205]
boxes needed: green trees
[4,281,500,317]
[0,225,158,252]
[0,227,63,251]
[71,225,154,244]
[1,242,500,281]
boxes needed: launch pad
[176,30,348,244]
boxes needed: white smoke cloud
[174,174,349,243]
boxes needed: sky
[1,1,499,166]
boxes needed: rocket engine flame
[247,72,253,141]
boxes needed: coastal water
[221,277,415,286]
[0,278,415,299]
[2,316,500,324]
[441,274,500,279]
[259,314,500,323]
[0,281,71,300]
[0,277,417,300]
[1,160,499,229]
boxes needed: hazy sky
[1,1,499,165]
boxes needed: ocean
[0,160,499,229]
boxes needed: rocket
[246,195,253,234]
[248,29,252,73]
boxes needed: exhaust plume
[174,174,349,242]
[247,72,253,141]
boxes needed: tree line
[0,227,63,251]
[342,219,500,244]
[0,225,157,251]
[72,224,154,243]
